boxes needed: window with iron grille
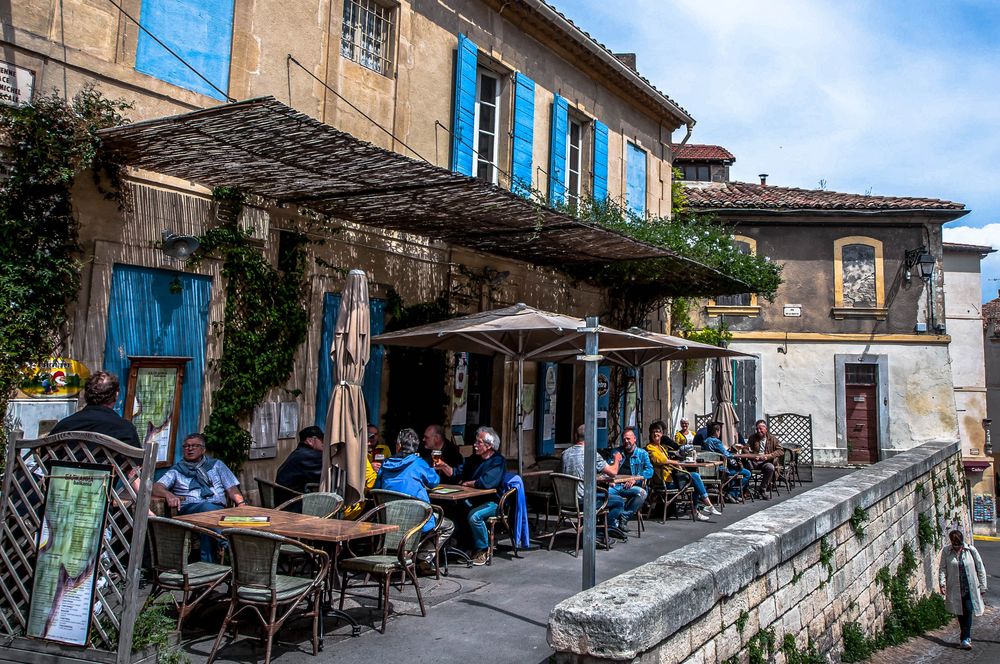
[341,0,395,76]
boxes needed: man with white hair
[437,426,506,566]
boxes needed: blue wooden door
[104,265,212,463]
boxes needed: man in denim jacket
[603,427,653,532]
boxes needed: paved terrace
[175,468,851,664]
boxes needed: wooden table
[600,474,644,485]
[177,506,397,641]
[679,460,722,469]
[427,485,497,501]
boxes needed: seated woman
[435,426,506,566]
[674,418,695,447]
[645,420,720,521]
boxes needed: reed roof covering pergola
[99,97,744,293]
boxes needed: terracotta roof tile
[683,181,966,212]
[674,144,736,162]
[984,295,1000,323]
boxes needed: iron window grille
[341,0,395,76]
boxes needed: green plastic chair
[207,528,329,664]
[147,516,231,630]
[337,499,432,633]
[277,491,344,518]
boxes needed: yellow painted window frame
[707,235,760,317]
[832,236,886,319]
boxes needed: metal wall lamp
[904,246,935,282]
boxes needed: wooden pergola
[98,97,746,296]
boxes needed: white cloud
[943,224,1000,302]
[561,0,1000,226]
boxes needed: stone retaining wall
[548,439,967,663]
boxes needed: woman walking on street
[939,529,988,650]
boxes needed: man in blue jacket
[376,428,454,571]
[436,426,506,566]
[701,422,752,501]
[604,427,652,532]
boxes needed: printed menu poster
[131,366,179,464]
[27,462,112,646]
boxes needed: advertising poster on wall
[27,462,112,646]
[17,358,90,399]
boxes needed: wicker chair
[647,466,696,522]
[276,491,344,518]
[485,486,520,565]
[207,529,329,664]
[694,452,727,509]
[337,500,432,633]
[547,473,611,557]
[146,516,232,630]
[370,489,448,578]
[255,477,300,509]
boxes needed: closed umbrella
[712,358,740,447]
[322,269,370,506]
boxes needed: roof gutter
[693,207,970,220]
[520,0,695,128]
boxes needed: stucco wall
[548,439,966,663]
[674,340,958,465]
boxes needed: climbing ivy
[917,513,939,552]
[819,536,835,586]
[781,634,825,664]
[190,188,310,471]
[850,507,868,540]
[840,542,950,661]
[0,86,130,469]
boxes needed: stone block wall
[548,439,967,663]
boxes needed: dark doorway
[845,363,879,464]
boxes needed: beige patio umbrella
[712,358,740,447]
[322,269,370,506]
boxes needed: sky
[557,0,1000,303]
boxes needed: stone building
[3,1,733,482]
[942,242,995,533]
[673,145,969,466]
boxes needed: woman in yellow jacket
[646,420,720,520]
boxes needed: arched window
[833,236,886,319]
[707,236,760,317]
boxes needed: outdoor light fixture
[160,230,200,260]
[904,246,936,282]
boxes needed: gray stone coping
[547,439,959,660]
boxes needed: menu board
[27,462,112,646]
[131,366,179,464]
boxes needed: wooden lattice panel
[695,413,713,434]
[0,432,156,663]
[766,413,814,482]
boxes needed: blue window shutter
[104,265,212,464]
[510,73,535,197]
[316,295,386,428]
[548,95,569,204]
[135,0,234,100]
[593,120,609,202]
[451,34,478,176]
[626,142,647,217]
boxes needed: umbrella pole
[581,316,601,591]
[517,356,525,477]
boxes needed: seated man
[645,420,719,521]
[50,370,140,447]
[436,426,506,566]
[274,425,325,508]
[561,424,627,542]
[603,427,652,531]
[744,419,783,498]
[152,433,245,561]
[701,422,752,501]
[419,424,465,482]
[376,428,454,572]
[368,423,392,464]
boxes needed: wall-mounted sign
[124,357,188,467]
[18,359,91,398]
[783,305,802,317]
[27,462,112,646]
[0,61,35,107]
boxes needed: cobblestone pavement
[867,538,1000,664]
[865,607,1000,663]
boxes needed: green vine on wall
[190,188,310,471]
[850,507,869,540]
[841,542,950,662]
[0,86,131,469]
